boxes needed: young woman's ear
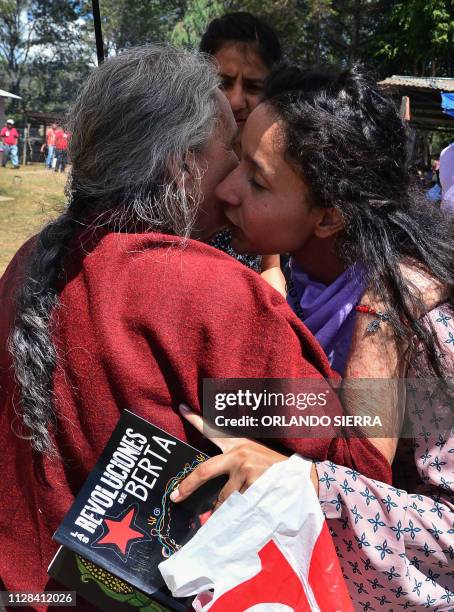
[313,207,344,239]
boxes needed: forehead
[214,42,269,78]
[243,103,286,160]
[215,89,237,136]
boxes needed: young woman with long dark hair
[175,65,454,609]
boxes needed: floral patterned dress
[316,306,454,611]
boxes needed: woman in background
[201,12,282,271]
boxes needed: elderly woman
[0,46,390,598]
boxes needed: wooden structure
[378,76,454,132]
[21,110,63,164]
[378,76,454,165]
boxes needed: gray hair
[10,45,221,455]
[69,44,220,236]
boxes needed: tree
[170,0,231,49]
[80,0,186,54]
[371,0,454,77]
[0,0,88,112]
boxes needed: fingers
[176,404,288,508]
[179,403,205,434]
[170,453,233,503]
[213,474,246,512]
[179,403,245,453]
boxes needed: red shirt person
[54,125,70,172]
[1,120,19,145]
[1,118,20,168]
[46,124,57,147]
[54,126,70,150]
[41,122,58,168]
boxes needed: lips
[224,215,242,237]
[234,113,248,125]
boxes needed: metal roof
[23,110,63,123]
[378,76,454,130]
[0,88,21,99]
[379,76,454,92]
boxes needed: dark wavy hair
[263,64,454,384]
[200,12,282,68]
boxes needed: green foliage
[170,0,231,49]
[372,0,454,76]
[431,130,454,158]
[0,0,89,113]
[1,0,453,118]
[80,0,185,53]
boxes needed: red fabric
[54,129,69,150]
[1,126,19,145]
[209,540,313,611]
[308,521,353,610]
[0,230,391,600]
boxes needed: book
[50,410,225,610]
[48,546,174,611]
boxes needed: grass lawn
[0,164,66,275]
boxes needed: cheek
[240,202,281,248]
[205,157,236,198]
[245,93,262,111]
[244,199,314,251]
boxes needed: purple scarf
[287,260,366,375]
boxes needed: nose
[216,166,242,208]
[226,81,246,113]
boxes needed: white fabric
[159,454,323,611]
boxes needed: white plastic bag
[159,455,352,611]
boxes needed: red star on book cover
[96,506,146,556]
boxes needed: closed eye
[220,77,234,90]
[248,176,266,191]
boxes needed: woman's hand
[170,404,319,507]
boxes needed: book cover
[52,410,224,610]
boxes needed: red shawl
[0,230,391,596]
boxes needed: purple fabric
[287,260,366,374]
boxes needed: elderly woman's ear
[166,150,199,191]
